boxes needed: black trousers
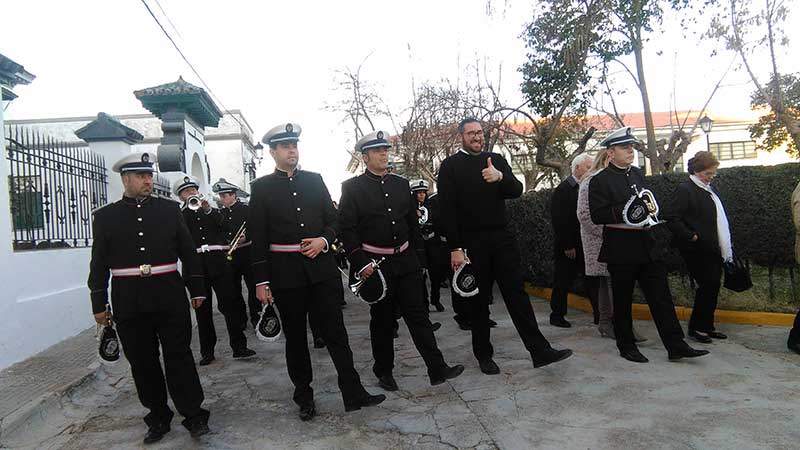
[550,251,580,320]
[273,276,368,408]
[608,261,686,352]
[116,307,209,429]
[463,228,552,361]
[195,268,247,357]
[791,310,800,342]
[424,239,448,305]
[369,269,448,380]
[230,248,260,327]
[681,250,723,333]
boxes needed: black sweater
[437,150,523,250]
[664,179,723,255]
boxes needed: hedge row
[507,163,800,287]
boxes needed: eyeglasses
[463,130,483,137]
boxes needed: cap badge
[141,153,149,162]
[184,176,190,183]
[377,131,384,140]
[285,123,293,133]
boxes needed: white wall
[0,106,95,370]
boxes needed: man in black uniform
[411,179,447,312]
[250,123,385,421]
[340,131,464,392]
[174,176,255,366]
[588,126,709,363]
[549,154,596,328]
[214,178,260,329]
[88,152,209,444]
[438,118,573,375]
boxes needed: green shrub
[508,163,800,305]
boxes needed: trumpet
[186,194,205,211]
[350,257,386,295]
[226,221,247,261]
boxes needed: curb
[525,285,796,327]
[0,362,97,447]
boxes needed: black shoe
[533,348,573,368]
[707,331,727,340]
[345,393,386,412]
[431,364,465,385]
[619,348,649,363]
[187,421,209,438]
[432,302,445,312]
[233,348,257,359]
[198,354,215,366]
[788,339,800,355]
[688,330,713,343]
[431,322,442,332]
[143,423,170,444]
[456,320,471,331]
[313,338,326,349]
[299,401,316,421]
[668,344,710,362]
[377,374,399,391]
[478,358,500,375]
[488,319,498,328]
[549,317,572,328]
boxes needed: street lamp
[699,115,713,133]
[698,115,713,153]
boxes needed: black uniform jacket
[182,206,234,277]
[551,175,582,253]
[88,196,205,318]
[220,200,251,259]
[339,171,425,277]
[664,179,723,255]
[437,150,523,251]
[588,164,660,265]
[249,168,339,290]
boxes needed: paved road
[2,281,799,450]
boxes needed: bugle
[226,221,247,261]
[349,257,386,295]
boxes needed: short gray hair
[571,153,594,174]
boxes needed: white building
[6,109,260,193]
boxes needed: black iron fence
[153,172,172,199]
[5,125,108,251]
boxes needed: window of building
[709,141,757,160]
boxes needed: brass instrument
[226,221,247,261]
[349,257,386,295]
[186,194,204,211]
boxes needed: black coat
[220,200,251,262]
[182,207,234,277]
[551,175,581,253]
[249,169,340,290]
[339,171,425,277]
[88,196,205,318]
[664,179,723,256]
[588,164,661,264]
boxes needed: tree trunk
[631,21,660,174]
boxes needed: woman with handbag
[789,180,800,355]
[665,151,733,343]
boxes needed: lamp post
[699,115,713,152]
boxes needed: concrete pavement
[1,282,799,450]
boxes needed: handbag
[723,255,752,292]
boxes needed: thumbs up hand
[481,157,503,183]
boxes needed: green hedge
[508,163,800,287]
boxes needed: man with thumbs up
[437,118,573,375]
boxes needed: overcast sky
[3,0,797,199]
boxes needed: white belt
[270,243,303,252]
[606,224,645,231]
[196,244,230,253]
[110,262,178,278]
[362,241,409,255]
[232,240,252,250]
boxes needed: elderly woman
[577,151,644,341]
[665,151,732,343]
